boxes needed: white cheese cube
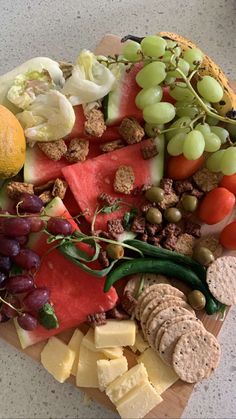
[95,320,136,348]
[97,356,128,391]
[41,337,75,383]
[68,329,84,376]
[137,348,178,394]
[83,328,123,359]
[105,363,148,404]
[116,381,163,419]
[76,344,107,388]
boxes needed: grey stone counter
[0,0,236,418]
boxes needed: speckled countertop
[0,0,236,418]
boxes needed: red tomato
[220,221,236,249]
[198,187,235,225]
[220,174,236,195]
[167,154,204,180]
[162,86,176,105]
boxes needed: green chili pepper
[104,258,222,315]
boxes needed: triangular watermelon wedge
[15,197,118,349]
[62,137,165,231]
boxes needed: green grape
[144,123,164,137]
[210,126,229,144]
[195,122,211,136]
[122,40,142,61]
[197,76,224,103]
[164,74,176,85]
[165,116,191,141]
[135,86,163,110]
[204,132,221,152]
[225,123,236,140]
[143,102,176,124]
[205,115,219,126]
[183,130,205,160]
[141,35,167,58]
[206,150,225,172]
[175,101,199,119]
[136,62,166,88]
[166,40,178,49]
[183,47,204,70]
[167,132,186,156]
[220,147,236,175]
[169,82,194,101]
[168,59,190,77]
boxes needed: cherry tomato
[167,154,204,180]
[220,174,236,195]
[198,187,235,225]
[220,221,236,249]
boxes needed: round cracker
[206,256,236,305]
[159,318,204,366]
[146,306,193,348]
[173,330,221,383]
[135,284,186,320]
[124,273,170,297]
[154,314,197,351]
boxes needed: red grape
[0,271,8,286]
[1,295,21,318]
[15,235,28,246]
[0,312,10,323]
[13,248,40,270]
[17,313,38,330]
[0,210,9,233]
[2,218,31,237]
[0,255,12,273]
[23,288,50,311]
[6,274,35,294]
[47,217,73,236]
[29,217,45,232]
[18,193,44,213]
[0,238,20,257]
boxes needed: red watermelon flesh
[62,137,165,231]
[15,197,118,348]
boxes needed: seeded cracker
[173,330,221,383]
[206,256,236,305]
[124,273,170,297]
[154,314,197,351]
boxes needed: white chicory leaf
[17,90,75,142]
[62,49,116,105]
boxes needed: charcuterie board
[0,34,235,419]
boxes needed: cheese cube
[76,344,107,388]
[95,320,136,348]
[137,348,178,394]
[105,363,148,404]
[83,328,123,359]
[68,329,84,376]
[116,381,163,419]
[41,337,75,383]
[97,356,128,391]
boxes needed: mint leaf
[123,207,138,229]
[38,303,59,330]
[100,203,121,214]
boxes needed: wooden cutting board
[0,34,235,419]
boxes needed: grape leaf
[38,303,59,329]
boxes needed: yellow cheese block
[41,337,75,383]
[116,381,163,419]
[105,363,148,404]
[97,356,128,391]
[83,328,123,359]
[76,344,107,388]
[68,329,84,376]
[95,320,136,348]
[137,348,179,394]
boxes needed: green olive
[106,244,124,260]
[188,290,206,311]
[146,207,163,224]
[145,187,165,203]
[181,195,198,212]
[193,246,214,266]
[164,207,182,223]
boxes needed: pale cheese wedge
[68,329,84,376]
[105,363,148,404]
[116,381,163,419]
[83,328,123,359]
[95,320,136,348]
[137,348,179,394]
[97,356,128,391]
[76,344,107,388]
[41,337,75,383]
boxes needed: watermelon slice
[103,63,143,126]
[62,137,165,231]
[15,197,118,348]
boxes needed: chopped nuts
[107,219,124,236]
[38,190,53,204]
[38,139,67,161]
[118,117,145,144]
[100,140,125,153]
[84,109,106,137]
[141,141,158,160]
[193,168,222,192]
[7,181,34,200]
[113,165,135,195]
[66,138,89,163]
[52,179,68,200]
[158,190,179,210]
